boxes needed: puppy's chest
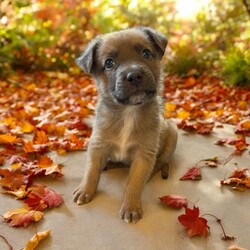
[111,108,138,162]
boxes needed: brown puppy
[73,27,178,223]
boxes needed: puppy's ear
[76,38,100,74]
[139,27,168,58]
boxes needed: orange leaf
[0,168,32,191]
[38,156,54,167]
[34,130,49,144]
[24,141,35,153]
[0,134,18,144]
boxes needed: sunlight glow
[176,0,211,19]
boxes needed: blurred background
[0,0,249,86]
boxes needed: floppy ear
[75,38,100,74]
[138,27,168,58]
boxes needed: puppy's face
[77,27,167,106]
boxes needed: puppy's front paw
[119,201,143,224]
[73,185,95,205]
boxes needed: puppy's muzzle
[113,66,157,106]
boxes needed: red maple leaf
[24,193,47,211]
[42,188,64,208]
[178,206,210,237]
[180,166,202,180]
[24,185,64,210]
[159,195,188,209]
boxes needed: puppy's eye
[142,49,152,59]
[104,58,115,70]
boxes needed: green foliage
[221,48,250,87]
[90,0,173,34]
[166,45,205,76]
[0,0,96,74]
[0,0,249,86]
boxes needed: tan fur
[73,27,178,223]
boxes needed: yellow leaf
[3,185,28,199]
[11,163,22,169]
[23,230,51,250]
[20,122,35,133]
[177,110,190,119]
[165,102,176,112]
[57,148,66,155]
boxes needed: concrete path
[0,124,249,250]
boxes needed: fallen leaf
[178,206,210,237]
[24,185,64,210]
[180,166,202,180]
[221,166,250,191]
[196,123,214,134]
[0,168,32,191]
[0,134,19,144]
[6,155,28,165]
[234,119,250,136]
[229,167,249,179]
[33,130,49,145]
[3,185,29,199]
[23,229,51,250]
[42,188,64,208]
[200,156,219,168]
[3,207,44,227]
[215,137,249,155]
[19,121,35,133]
[159,195,188,209]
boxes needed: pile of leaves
[164,75,250,152]
[0,71,249,249]
[164,75,250,126]
[0,71,95,249]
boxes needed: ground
[0,72,249,250]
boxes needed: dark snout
[126,70,143,86]
[113,65,157,106]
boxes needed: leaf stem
[223,152,234,167]
[202,213,235,241]
[0,235,13,250]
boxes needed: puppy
[73,27,178,224]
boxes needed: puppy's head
[76,27,167,106]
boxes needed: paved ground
[0,124,249,250]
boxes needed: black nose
[126,71,142,85]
